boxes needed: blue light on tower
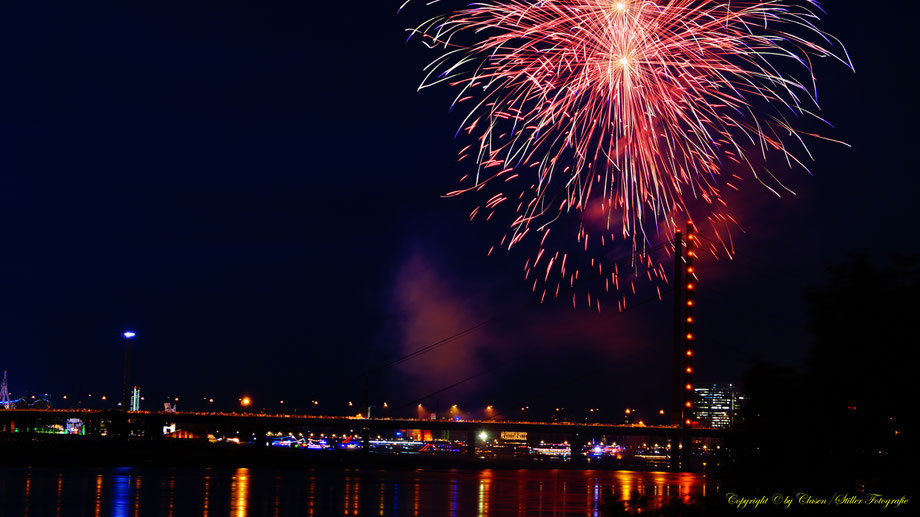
[121,331,136,411]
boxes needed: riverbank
[0,435,673,471]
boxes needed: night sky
[0,1,915,419]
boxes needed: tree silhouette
[727,254,916,492]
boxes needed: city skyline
[0,0,915,425]
[0,2,914,514]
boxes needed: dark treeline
[725,253,916,494]
[599,255,917,515]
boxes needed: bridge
[0,225,717,470]
[0,408,723,467]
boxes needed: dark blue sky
[0,1,915,419]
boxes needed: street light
[121,331,136,411]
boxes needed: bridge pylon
[670,222,697,471]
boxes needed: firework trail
[404,0,851,309]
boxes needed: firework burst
[404,0,851,309]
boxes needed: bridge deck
[0,409,724,437]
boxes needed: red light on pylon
[685,419,691,425]
[685,401,692,407]
[686,350,693,357]
[686,300,693,307]
[685,384,692,390]
[687,267,694,274]
[686,367,692,373]
[686,333,694,340]
[686,283,694,290]
[686,317,693,323]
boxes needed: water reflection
[306,475,316,516]
[274,474,283,517]
[94,473,103,517]
[166,473,176,517]
[477,470,491,516]
[343,471,360,515]
[2,466,716,516]
[231,467,249,517]
[134,475,142,517]
[23,468,31,517]
[56,473,63,517]
[411,474,420,517]
[112,468,132,517]
[202,473,210,517]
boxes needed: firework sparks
[405,0,851,307]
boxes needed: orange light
[687,300,694,306]
[688,235,694,240]
[685,419,691,425]
[687,267,694,273]
[686,367,692,373]
[686,317,693,323]
[686,350,693,356]
[659,409,665,415]
[685,384,692,390]
[241,397,251,407]
[685,401,692,407]
[686,333,694,340]
[687,283,694,290]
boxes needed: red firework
[405,0,852,308]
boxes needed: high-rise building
[693,383,746,428]
[0,371,9,409]
[130,387,141,412]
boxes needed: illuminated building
[0,371,9,408]
[130,387,141,412]
[692,383,746,428]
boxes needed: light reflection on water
[111,468,131,517]
[478,471,491,516]
[94,473,103,517]
[56,473,64,517]
[0,466,716,516]
[231,468,249,517]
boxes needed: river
[0,467,715,516]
